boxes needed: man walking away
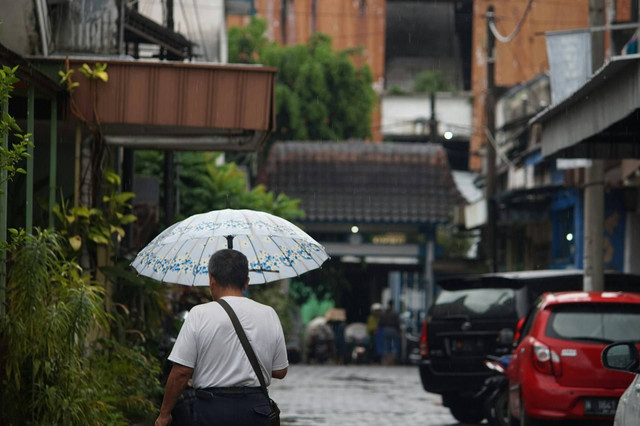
[155,249,289,426]
[377,300,400,365]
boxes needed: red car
[507,291,640,425]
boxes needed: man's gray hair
[208,249,249,290]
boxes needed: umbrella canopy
[131,209,329,285]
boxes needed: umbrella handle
[226,235,234,249]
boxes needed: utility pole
[584,0,605,291]
[429,92,437,143]
[164,0,176,226]
[485,5,498,272]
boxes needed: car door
[507,303,540,418]
[616,373,640,426]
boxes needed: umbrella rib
[244,234,268,284]
[183,237,208,286]
[268,235,302,278]
[290,237,326,270]
[158,238,192,284]
[188,209,224,285]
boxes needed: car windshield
[430,288,516,318]
[547,303,640,342]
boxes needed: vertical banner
[546,30,592,104]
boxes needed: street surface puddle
[281,415,326,424]
[329,374,383,383]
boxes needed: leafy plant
[0,230,163,425]
[52,169,135,256]
[1,230,108,424]
[414,70,450,93]
[0,64,31,191]
[137,151,304,222]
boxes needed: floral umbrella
[131,209,329,285]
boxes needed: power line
[192,0,210,60]
[489,0,534,43]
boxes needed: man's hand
[154,413,172,426]
[156,363,193,425]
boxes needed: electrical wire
[192,0,210,60]
[489,0,535,43]
[485,128,516,167]
[178,0,195,42]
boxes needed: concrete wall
[381,92,472,139]
[0,0,40,55]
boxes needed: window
[431,288,516,319]
[546,303,640,342]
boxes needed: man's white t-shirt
[168,296,288,389]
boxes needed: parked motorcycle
[345,322,369,364]
[475,354,512,426]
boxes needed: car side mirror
[602,342,640,373]
[497,328,514,346]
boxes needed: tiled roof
[262,141,464,224]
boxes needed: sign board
[226,0,255,15]
[546,30,592,104]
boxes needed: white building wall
[140,0,227,63]
[381,92,473,139]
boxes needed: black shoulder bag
[217,299,281,426]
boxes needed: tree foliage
[0,64,31,191]
[413,70,450,93]
[0,230,160,425]
[229,17,376,142]
[136,151,304,222]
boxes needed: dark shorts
[193,391,271,426]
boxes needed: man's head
[208,249,249,291]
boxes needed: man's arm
[272,367,288,379]
[155,363,194,426]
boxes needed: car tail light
[420,320,429,359]
[513,317,526,342]
[532,340,562,376]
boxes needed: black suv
[418,270,640,424]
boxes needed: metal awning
[33,57,276,151]
[530,54,640,159]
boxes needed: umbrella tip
[226,194,231,209]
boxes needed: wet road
[269,364,461,426]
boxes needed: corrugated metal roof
[262,141,464,224]
[530,54,640,158]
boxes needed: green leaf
[68,235,82,251]
[119,214,137,225]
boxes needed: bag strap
[216,298,269,397]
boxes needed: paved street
[269,364,460,426]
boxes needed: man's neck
[214,288,245,300]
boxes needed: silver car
[601,342,640,425]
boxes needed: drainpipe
[1,98,8,317]
[26,85,35,233]
[485,6,498,272]
[48,98,57,228]
[74,123,82,207]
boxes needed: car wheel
[449,398,485,424]
[488,390,511,426]
[519,402,541,426]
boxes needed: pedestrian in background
[155,249,289,426]
[377,300,401,365]
[366,303,382,363]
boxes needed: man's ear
[243,278,249,292]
